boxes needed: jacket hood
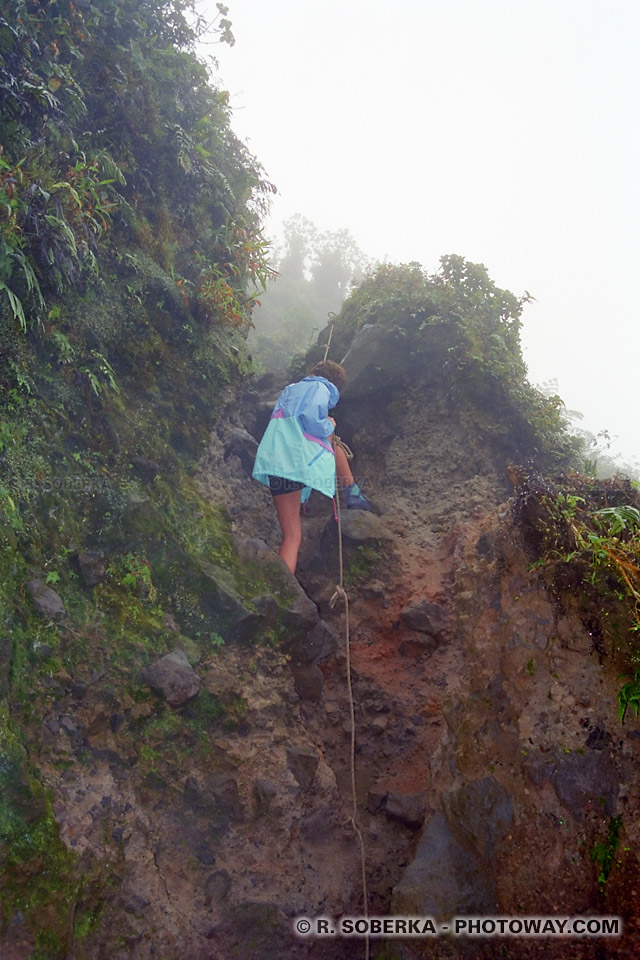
[302,376,340,408]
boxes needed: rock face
[4,340,640,960]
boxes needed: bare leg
[272,490,302,574]
[334,445,354,488]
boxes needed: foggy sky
[203,0,639,466]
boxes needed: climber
[252,360,373,574]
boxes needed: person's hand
[328,416,336,434]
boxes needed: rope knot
[329,584,348,609]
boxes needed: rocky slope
[3,254,640,960]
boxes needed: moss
[344,543,381,587]
[0,707,80,956]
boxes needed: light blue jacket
[252,376,339,500]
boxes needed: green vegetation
[591,815,623,889]
[299,256,582,470]
[344,543,380,587]
[515,472,640,716]
[0,1,297,952]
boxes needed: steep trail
[201,382,640,959]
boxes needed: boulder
[131,456,159,481]
[290,662,324,702]
[392,810,496,919]
[290,619,338,664]
[338,511,395,543]
[385,791,428,829]
[252,779,278,818]
[140,649,200,707]
[286,744,319,791]
[393,777,513,919]
[224,426,259,476]
[26,579,66,621]
[400,598,447,636]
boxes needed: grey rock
[140,649,200,707]
[290,619,338,664]
[551,749,618,819]
[586,726,612,750]
[340,324,401,395]
[394,777,513,920]
[224,426,259,475]
[77,550,105,587]
[392,810,496,920]
[398,633,440,658]
[400,598,447,636]
[205,869,232,905]
[226,901,285,960]
[252,779,278,818]
[286,744,319,791]
[290,662,324,702]
[338,511,395,543]
[123,894,150,918]
[0,636,12,697]
[443,776,514,861]
[385,791,427,829]
[367,790,388,814]
[201,553,318,642]
[26,579,66,620]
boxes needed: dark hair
[309,360,347,392]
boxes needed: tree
[248,216,369,369]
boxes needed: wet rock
[551,749,618,819]
[196,845,216,865]
[226,901,285,960]
[205,869,232,905]
[300,806,335,840]
[290,662,324,702]
[443,776,513,860]
[26,579,66,620]
[77,550,105,587]
[341,324,409,395]
[400,598,447,636]
[210,775,242,818]
[252,779,277,818]
[224,426,259,476]
[140,649,200,707]
[0,636,12,697]
[399,633,440,658]
[586,726,612,750]
[385,791,427,829]
[290,619,338,664]
[336,511,395,544]
[123,894,150,918]
[131,456,159,481]
[286,744,319,791]
[392,810,496,919]
[201,556,318,641]
[367,790,388,814]
[370,715,389,735]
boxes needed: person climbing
[252,360,373,574]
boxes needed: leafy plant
[617,671,640,723]
[591,816,623,888]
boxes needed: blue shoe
[345,483,374,511]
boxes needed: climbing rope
[329,441,370,960]
[322,314,337,362]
